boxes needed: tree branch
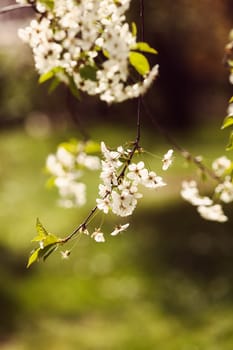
[0,4,32,15]
[142,100,221,182]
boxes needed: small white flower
[61,250,71,259]
[212,156,231,177]
[111,223,129,236]
[197,204,228,223]
[96,197,111,214]
[127,161,148,183]
[111,190,137,217]
[56,146,74,169]
[215,177,233,203]
[162,149,174,171]
[80,227,89,235]
[142,171,166,189]
[91,229,105,242]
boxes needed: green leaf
[39,67,64,84]
[68,77,81,100]
[48,77,61,94]
[27,248,40,268]
[221,115,233,130]
[132,42,158,54]
[79,65,98,81]
[39,0,54,10]
[84,141,101,154]
[31,218,48,242]
[43,233,59,247]
[229,96,233,103]
[226,131,233,151]
[131,22,137,37]
[39,70,54,84]
[129,52,150,76]
[42,245,58,261]
[103,50,110,58]
[59,139,78,154]
[45,176,56,188]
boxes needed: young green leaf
[68,77,81,100]
[132,42,158,54]
[42,245,58,261]
[226,131,233,151]
[131,22,137,37]
[31,218,48,242]
[39,70,54,84]
[27,248,40,268]
[48,77,61,94]
[129,52,150,76]
[221,115,233,130]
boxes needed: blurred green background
[0,1,233,349]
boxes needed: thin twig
[142,100,221,182]
[66,90,90,141]
[0,4,32,15]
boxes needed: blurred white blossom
[17,0,159,103]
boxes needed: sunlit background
[0,1,233,349]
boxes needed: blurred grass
[0,125,233,350]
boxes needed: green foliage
[221,115,233,129]
[131,22,137,37]
[38,67,64,84]
[226,131,233,151]
[129,52,150,76]
[48,77,61,94]
[221,113,233,151]
[39,0,54,10]
[84,140,101,154]
[79,65,98,82]
[27,219,61,268]
[68,76,81,100]
[132,42,158,54]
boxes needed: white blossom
[46,140,101,208]
[127,161,148,183]
[141,171,166,189]
[197,204,228,223]
[91,229,105,242]
[212,156,231,177]
[215,177,233,203]
[96,197,111,214]
[181,180,213,206]
[162,149,174,171]
[17,0,158,103]
[111,223,130,236]
[96,142,168,218]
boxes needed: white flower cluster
[46,141,100,208]
[16,0,159,103]
[181,156,232,223]
[96,142,168,218]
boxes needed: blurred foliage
[0,126,233,349]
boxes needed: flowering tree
[0,0,232,267]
